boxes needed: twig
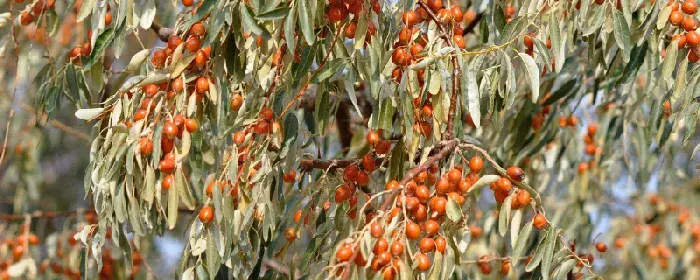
[446,56,461,140]
[280,23,344,116]
[0,94,92,142]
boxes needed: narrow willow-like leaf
[662,41,678,85]
[518,52,540,103]
[613,10,632,62]
[297,0,315,45]
[498,195,513,236]
[541,228,559,280]
[240,4,263,35]
[513,221,533,266]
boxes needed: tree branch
[150,21,173,42]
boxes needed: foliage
[0,0,699,279]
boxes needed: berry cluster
[668,0,700,62]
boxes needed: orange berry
[506,166,525,182]
[104,12,112,25]
[385,180,399,190]
[370,223,384,238]
[139,138,153,156]
[366,130,380,147]
[373,237,389,254]
[196,76,210,93]
[336,247,353,262]
[687,30,700,46]
[682,0,698,14]
[406,222,421,239]
[447,168,462,184]
[168,36,183,50]
[402,11,419,27]
[416,253,431,271]
[596,242,608,253]
[578,162,589,174]
[230,94,243,110]
[419,237,435,253]
[435,236,446,253]
[533,213,547,230]
[390,240,404,256]
[198,206,214,224]
[469,156,484,173]
[162,174,174,191]
[283,170,296,183]
[424,219,440,236]
[670,11,684,26]
[362,154,376,173]
[516,189,532,206]
[190,22,206,37]
[284,228,296,242]
[185,36,201,52]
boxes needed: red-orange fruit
[533,213,547,230]
[198,206,214,224]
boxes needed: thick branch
[150,21,173,42]
[463,13,484,35]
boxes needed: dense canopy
[0,0,699,279]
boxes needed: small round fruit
[516,189,532,206]
[385,180,400,191]
[682,0,698,14]
[447,168,462,184]
[283,170,296,183]
[577,162,589,174]
[419,237,435,252]
[416,253,431,271]
[370,223,384,238]
[596,242,608,253]
[168,36,183,50]
[469,156,484,173]
[162,174,174,191]
[190,22,206,37]
[184,119,198,133]
[506,166,525,182]
[390,241,404,256]
[402,11,419,27]
[259,107,275,121]
[196,76,210,93]
[20,11,34,25]
[185,36,201,52]
[424,219,440,236]
[670,11,684,26]
[230,94,243,110]
[198,206,214,224]
[182,0,194,7]
[435,236,446,253]
[284,228,296,242]
[687,30,700,46]
[683,17,698,31]
[163,121,179,139]
[427,0,443,11]
[533,213,547,230]
[139,138,153,156]
[406,222,421,239]
[336,246,353,262]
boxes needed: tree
[0,0,698,279]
